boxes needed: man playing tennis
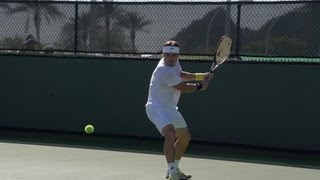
[145,40,213,180]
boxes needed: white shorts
[146,106,187,134]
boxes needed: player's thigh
[170,109,187,129]
[146,107,172,133]
[160,107,187,129]
[146,106,187,132]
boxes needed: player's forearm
[175,82,204,93]
[181,71,206,81]
[180,83,198,93]
[180,71,193,81]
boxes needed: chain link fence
[0,0,320,62]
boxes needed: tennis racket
[209,35,232,73]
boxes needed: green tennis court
[1,129,320,180]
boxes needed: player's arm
[180,71,213,81]
[173,81,209,93]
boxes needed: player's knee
[162,125,176,142]
[176,128,191,143]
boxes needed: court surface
[1,130,320,180]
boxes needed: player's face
[163,53,179,66]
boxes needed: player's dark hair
[163,40,180,47]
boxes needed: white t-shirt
[146,58,182,109]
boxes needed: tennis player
[145,40,213,180]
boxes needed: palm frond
[44,5,65,21]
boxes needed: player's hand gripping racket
[210,35,232,73]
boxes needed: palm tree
[117,11,152,52]
[95,3,124,51]
[77,13,91,51]
[58,12,90,51]
[6,1,64,42]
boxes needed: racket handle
[210,64,219,73]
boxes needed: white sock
[174,160,180,169]
[168,162,176,175]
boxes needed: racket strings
[210,36,232,72]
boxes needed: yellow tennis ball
[85,124,94,134]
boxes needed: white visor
[163,46,180,54]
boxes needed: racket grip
[210,67,216,73]
[210,64,219,73]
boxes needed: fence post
[235,2,242,58]
[74,2,79,54]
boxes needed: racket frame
[209,35,232,73]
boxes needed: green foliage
[270,37,306,56]
[242,37,306,56]
[0,36,24,49]
[241,41,266,55]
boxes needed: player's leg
[165,127,192,179]
[174,128,192,179]
[162,124,178,178]
[163,109,191,179]
[172,110,190,165]
[175,127,190,160]
[146,107,180,179]
[163,126,190,180]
